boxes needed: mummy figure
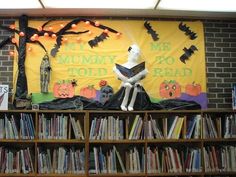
[40,54,51,93]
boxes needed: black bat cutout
[180,45,198,64]
[179,22,197,40]
[144,21,159,41]
[88,32,109,48]
[44,18,119,56]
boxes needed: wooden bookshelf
[0,109,235,177]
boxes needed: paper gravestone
[0,85,8,110]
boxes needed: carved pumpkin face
[159,80,181,98]
[185,82,201,96]
[53,82,75,98]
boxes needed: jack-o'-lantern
[185,82,201,96]
[53,82,75,98]
[159,80,181,99]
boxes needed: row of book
[89,116,124,140]
[39,114,84,140]
[89,146,145,174]
[70,114,84,140]
[89,146,125,174]
[1,145,235,174]
[147,146,201,173]
[147,116,164,139]
[224,114,236,138]
[202,114,219,139]
[202,114,236,139]
[128,115,145,140]
[147,115,200,140]
[37,147,85,174]
[136,114,235,139]
[1,113,235,140]
[126,147,145,173]
[204,145,236,172]
[186,115,201,139]
[166,116,185,139]
[0,113,35,139]
[0,147,34,174]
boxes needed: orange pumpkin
[53,82,75,98]
[185,82,201,96]
[80,85,97,99]
[159,80,181,99]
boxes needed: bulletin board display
[13,19,207,108]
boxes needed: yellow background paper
[13,19,207,107]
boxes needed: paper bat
[180,45,198,64]
[144,21,159,41]
[88,32,109,48]
[179,22,197,40]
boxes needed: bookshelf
[0,109,235,177]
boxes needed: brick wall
[0,18,236,109]
[204,20,236,108]
[0,18,15,89]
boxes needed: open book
[115,62,145,78]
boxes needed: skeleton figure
[40,54,51,93]
[113,44,148,111]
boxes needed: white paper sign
[0,85,8,110]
